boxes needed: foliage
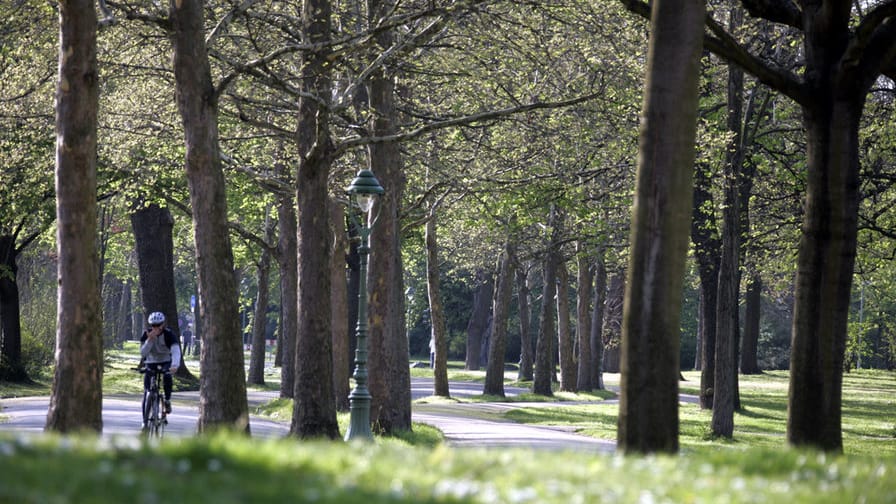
[0,433,894,503]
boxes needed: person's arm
[140,331,153,358]
[169,343,181,372]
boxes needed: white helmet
[147,312,166,325]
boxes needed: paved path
[0,378,624,452]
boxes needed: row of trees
[2,0,896,452]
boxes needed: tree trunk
[617,0,704,454]
[130,204,196,382]
[712,10,744,437]
[556,261,576,393]
[366,0,412,434]
[247,211,274,386]
[425,210,450,397]
[740,273,762,374]
[464,270,494,371]
[516,265,534,381]
[0,234,27,381]
[484,243,514,397]
[170,0,248,433]
[576,244,594,392]
[602,272,624,373]
[330,198,350,411]
[45,0,102,433]
[590,254,607,390]
[692,158,720,409]
[788,100,860,451]
[533,207,561,396]
[276,175,297,398]
[290,0,339,439]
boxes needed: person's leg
[162,361,173,412]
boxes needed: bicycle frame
[141,365,169,438]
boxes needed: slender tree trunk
[576,244,594,392]
[247,211,274,386]
[712,9,744,437]
[692,159,720,409]
[557,261,576,393]
[590,254,607,390]
[484,243,514,397]
[330,198,351,411]
[533,207,562,396]
[170,0,248,433]
[276,182,297,398]
[516,265,534,381]
[290,0,339,439]
[741,273,762,374]
[366,0,412,434]
[425,210,450,397]
[617,0,704,454]
[464,270,493,371]
[46,0,102,432]
[602,272,624,373]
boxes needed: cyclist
[139,312,181,427]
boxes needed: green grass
[0,433,893,503]
[502,370,896,456]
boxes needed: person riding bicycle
[139,312,181,426]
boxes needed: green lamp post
[344,169,384,441]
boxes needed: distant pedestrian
[429,336,435,368]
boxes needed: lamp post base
[344,391,373,441]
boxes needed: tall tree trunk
[590,254,607,390]
[556,261,576,393]
[130,204,195,381]
[0,234,27,381]
[464,270,493,371]
[516,265,534,381]
[602,272,624,373]
[788,100,860,452]
[576,244,594,392]
[533,206,561,397]
[247,211,275,386]
[330,198,350,412]
[740,272,762,374]
[712,8,744,438]
[45,0,102,432]
[692,159,720,409]
[170,0,248,433]
[425,209,450,397]
[484,243,514,397]
[290,0,339,439]
[617,0,704,454]
[366,0,412,434]
[276,181,297,398]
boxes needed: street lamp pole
[344,169,384,442]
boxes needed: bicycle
[138,364,169,438]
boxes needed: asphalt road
[0,378,617,452]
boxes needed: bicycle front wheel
[148,390,161,438]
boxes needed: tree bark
[290,0,339,439]
[516,265,534,381]
[130,204,196,382]
[366,0,412,434]
[617,0,704,454]
[740,272,762,374]
[247,210,274,386]
[170,0,248,433]
[533,206,561,396]
[590,254,607,390]
[0,234,27,381]
[556,261,576,393]
[425,210,450,397]
[276,175,297,398]
[464,270,493,371]
[484,243,514,397]
[330,198,350,411]
[45,0,102,433]
[576,244,594,392]
[602,272,624,373]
